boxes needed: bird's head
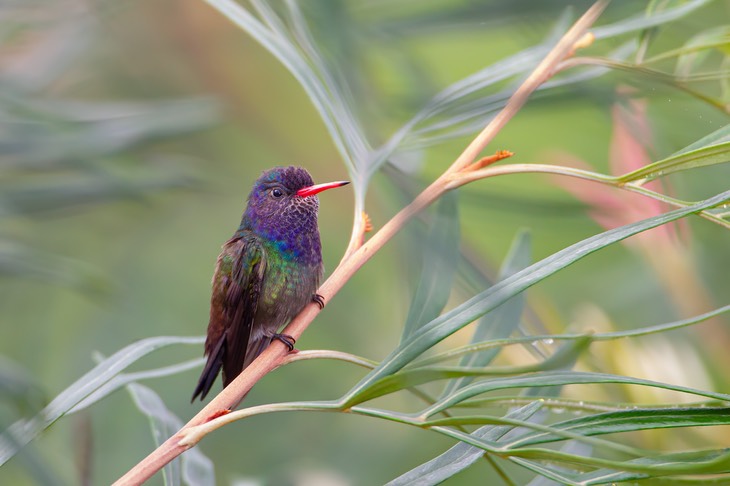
[242,166,348,239]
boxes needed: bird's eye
[271,188,284,198]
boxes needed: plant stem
[113,2,609,484]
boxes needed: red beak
[296,180,350,198]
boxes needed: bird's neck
[238,211,322,265]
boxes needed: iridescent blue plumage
[192,166,348,401]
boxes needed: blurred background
[1,1,728,484]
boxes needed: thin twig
[113,2,608,484]
[449,163,730,229]
[444,1,606,175]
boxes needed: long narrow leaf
[416,304,730,367]
[0,336,203,465]
[401,192,460,342]
[205,0,365,190]
[619,139,730,183]
[669,123,730,156]
[592,0,712,40]
[507,407,730,448]
[674,26,730,76]
[341,190,730,407]
[523,441,593,486]
[70,358,205,414]
[437,426,730,476]
[577,449,730,484]
[359,338,592,402]
[386,401,543,486]
[441,230,530,397]
[127,383,214,486]
[422,370,730,418]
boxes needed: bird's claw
[312,293,325,309]
[272,333,296,352]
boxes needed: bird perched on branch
[192,166,349,401]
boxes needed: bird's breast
[257,243,322,327]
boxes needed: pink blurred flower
[549,96,720,349]
[553,99,685,249]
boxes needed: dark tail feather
[191,338,225,402]
[221,335,272,387]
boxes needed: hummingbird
[192,166,349,401]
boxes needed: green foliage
[0,336,203,466]
[0,2,218,293]
[440,230,530,398]
[341,191,729,406]
[2,0,730,484]
[386,402,544,485]
[619,124,730,183]
[401,192,460,342]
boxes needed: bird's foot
[272,333,296,352]
[312,293,325,309]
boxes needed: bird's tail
[191,334,275,401]
[191,338,225,402]
[229,335,272,385]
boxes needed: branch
[448,163,730,229]
[113,1,608,483]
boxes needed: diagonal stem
[113,2,609,484]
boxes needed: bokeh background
[1,1,729,485]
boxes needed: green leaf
[440,426,730,476]
[70,358,204,413]
[417,304,730,367]
[520,441,592,486]
[341,190,730,407]
[127,383,182,486]
[0,336,204,466]
[675,26,730,76]
[592,0,712,40]
[359,338,591,403]
[577,449,730,484]
[511,456,580,485]
[619,132,730,183]
[508,407,730,448]
[1,98,218,170]
[440,230,530,397]
[401,192,460,342]
[127,383,214,486]
[386,401,543,486]
[0,169,200,216]
[204,0,366,189]
[671,123,730,157]
[422,371,730,418]
[643,25,730,65]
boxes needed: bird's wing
[191,235,266,401]
[222,236,266,385]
